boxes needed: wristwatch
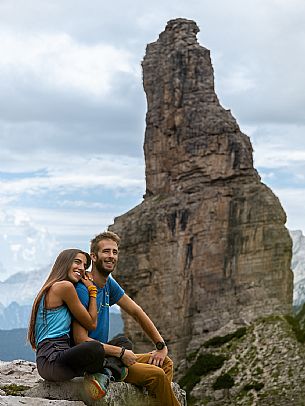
[155,341,166,350]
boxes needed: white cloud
[0,30,136,99]
[274,188,305,234]
[0,0,304,280]
[217,65,256,95]
[0,208,59,281]
[0,154,145,202]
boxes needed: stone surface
[0,360,186,406]
[109,18,293,368]
[0,396,84,405]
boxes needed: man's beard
[95,258,115,276]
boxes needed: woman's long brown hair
[27,248,91,350]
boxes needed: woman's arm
[53,280,97,331]
[72,320,137,367]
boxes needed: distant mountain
[0,313,124,362]
[290,230,305,308]
[0,266,50,307]
[0,328,35,361]
[0,302,32,329]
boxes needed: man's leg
[125,354,180,406]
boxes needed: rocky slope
[178,315,305,405]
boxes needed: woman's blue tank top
[35,295,71,347]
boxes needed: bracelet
[119,346,126,360]
[89,293,97,298]
[88,286,97,294]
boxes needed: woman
[28,248,108,400]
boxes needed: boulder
[0,360,186,405]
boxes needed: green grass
[179,353,226,395]
[284,314,305,343]
[0,384,30,396]
[212,373,235,390]
[243,381,264,392]
[203,327,247,348]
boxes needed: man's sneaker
[83,372,110,400]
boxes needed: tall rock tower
[109,19,293,364]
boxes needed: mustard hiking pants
[125,353,181,406]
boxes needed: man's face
[93,239,119,276]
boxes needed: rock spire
[109,18,293,365]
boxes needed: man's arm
[72,320,137,366]
[117,293,168,366]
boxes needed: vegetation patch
[1,384,30,396]
[203,327,247,348]
[186,350,198,362]
[243,381,264,392]
[284,314,305,343]
[179,353,226,395]
[212,373,234,390]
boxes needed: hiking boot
[118,365,128,381]
[83,372,110,400]
[104,356,129,381]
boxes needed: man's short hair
[90,231,121,254]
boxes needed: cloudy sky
[0,0,304,281]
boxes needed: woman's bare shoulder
[51,280,75,293]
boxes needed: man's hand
[148,347,168,367]
[121,349,137,366]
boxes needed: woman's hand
[80,272,95,288]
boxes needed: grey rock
[0,396,84,405]
[0,360,186,405]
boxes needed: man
[73,231,180,405]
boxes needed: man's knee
[84,340,105,359]
[163,356,174,369]
[151,365,167,381]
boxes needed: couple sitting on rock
[28,231,180,405]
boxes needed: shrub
[243,381,264,392]
[212,373,234,390]
[179,353,226,395]
[203,327,247,348]
[285,314,305,343]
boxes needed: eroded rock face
[109,18,293,365]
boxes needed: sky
[0,0,304,281]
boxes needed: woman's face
[67,253,88,284]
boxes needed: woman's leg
[57,341,105,376]
[37,341,105,381]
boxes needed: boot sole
[84,377,106,400]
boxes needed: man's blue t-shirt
[75,277,124,343]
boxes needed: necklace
[97,289,110,314]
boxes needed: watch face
[156,341,165,350]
